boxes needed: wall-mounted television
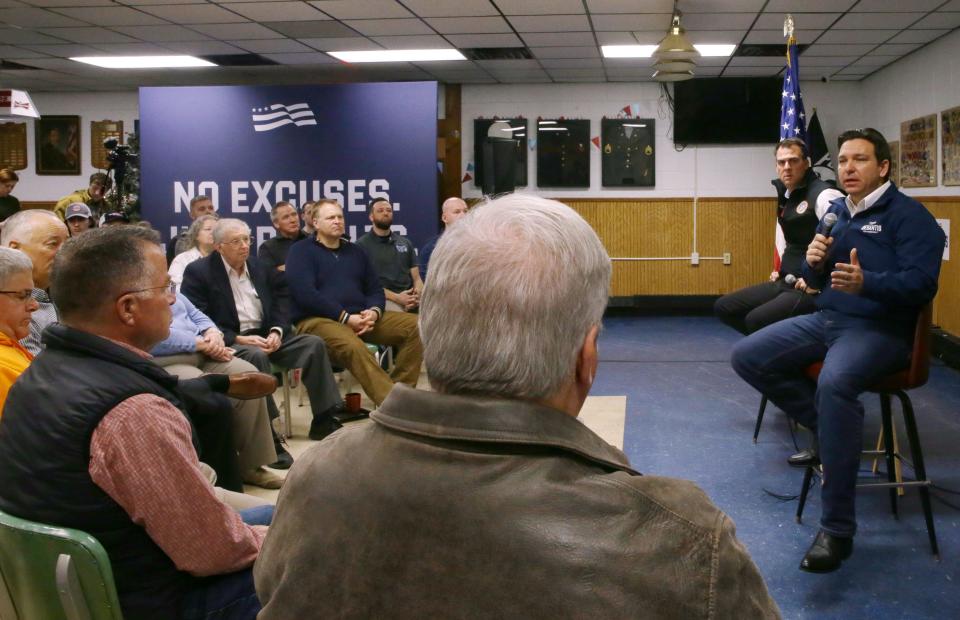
[673,77,782,145]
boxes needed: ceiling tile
[346,19,434,36]
[38,27,139,44]
[21,0,113,6]
[424,16,512,34]
[695,56,732,67]
[227,1,329,21]
[160,40,246,54]
[309,0,412,20]
[848,55,897,67]
[888,29,949,44]
[687,30,743,44]
[596,31,644,45]
[851,0,945,11]
[444,33,523,47]
[118,24,211,42]
[681,13,757,30]
[90,42,173,55]
[232,38,314,54]
[870,43,922,56]
[0,7,87,27]
[802,43,877,56]
[21,43,109,56]
[833,12,926,29]
[476,59,541,70]
[137,4,248,24]
[546,68,603,79]
[753,12,840,30]
[913,13,960,29]
[742,30,822,44]
[496,0,585,15]
[372,35,452,48]
[830,75,865,81]
[721,66,780,76]
[49,6,168,26]
[764,0,856,11]
[190,23,285,40]
[507,14,591,32]
[682,0,766,10]
[0,45,50,58]
[602,57,654,67]
[590,14,671,31]
[799,55,859,66]
[539,58,603,69]
[522,32,597,46]
[298,37,380,51]
[816,29,898,44]
[0,27,73,45]
[586,0,673,13]
[264,21,357,38]
[531,46,601,59]
[262,52,339,65]
[114,0,206,4]
[940,0,960,9]
[727,56,788,67]
[400,0,497,17]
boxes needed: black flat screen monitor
[673,77,782,145]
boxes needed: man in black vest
[714,138,843,334]
[0,226,269,620]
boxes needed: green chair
[0,508,123,619]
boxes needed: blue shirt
[151,294,217,356]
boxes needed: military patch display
[601,118,655,187]
[474,118,527,188]
[536,119,590,188]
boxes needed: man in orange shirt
[0,247,38,414]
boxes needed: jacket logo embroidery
[795,201,808,215]
[861,221,882,234]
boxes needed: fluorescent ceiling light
[602,44,734,58]
[602,45,657,58]
[538,127,569,132]
[623,124,647,128]
[695,44,736,57]
[328,49,465,63]
[506,126,526,132]
[70,55,215,69]
[537,120,557,125]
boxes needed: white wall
[859,28,960,198]
[461,81,862,200]
[9,91,139,202]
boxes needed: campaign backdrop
[139,81,439,250]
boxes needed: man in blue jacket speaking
[732,128,945,574]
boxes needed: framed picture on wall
[941,105,960,186]
[889,140,900,186]
[601,118,655,187]
[536,118,590,188]
[35,115,80,175]
[474,118,528,189]
[899,113,936,188]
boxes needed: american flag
[779,36,806,143]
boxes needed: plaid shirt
[20,288,58,356]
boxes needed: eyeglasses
[121,281,176,297]
[223,236,251,247]
[0,289,34,303]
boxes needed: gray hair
[50,225,161,322]
[176,213,219,254]
[1,209,63,246]
[269,201,296,223]
[419,193,611,399]
[0,247,33,289]
[212,218,250,244]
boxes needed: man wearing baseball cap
[64,203,95,236]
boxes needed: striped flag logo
[251,103,317,132]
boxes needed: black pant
[177,378,244,493]
[714,279,817,335]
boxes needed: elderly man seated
[0,226,270,620]
[255,195,780,618]
[152,292,283,490]
[0,247,39,413]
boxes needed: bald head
[440,197,468,228]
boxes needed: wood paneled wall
[563,196,959,337]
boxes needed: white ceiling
[0,0,957,91]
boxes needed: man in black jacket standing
[182,218,344,442]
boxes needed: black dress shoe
[268,444,294,470]
[800,530,853,573]
[309,416,343,441]
[788,448,819,468]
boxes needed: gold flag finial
[784,14,795,38]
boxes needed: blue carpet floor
[595,315,960,619]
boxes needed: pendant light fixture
[652,4,699,82]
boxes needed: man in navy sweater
[285,199,423,406]
[732,128,945,573]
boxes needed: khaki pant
[156,353,277,473]
[296,311,422,406]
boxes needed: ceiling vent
[736,43,809,57]
[461,47,532,61]
[0,60,40,70]
[199,54,279,67]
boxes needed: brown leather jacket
[255,385,781,619]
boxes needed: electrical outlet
[691,252,700,266]
[723,252,731,265]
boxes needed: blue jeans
[731,310,911,537]
[179,505,274,619]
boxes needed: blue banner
[139,81,439,251]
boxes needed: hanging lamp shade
[653,59,696,73]
[653,14,700,61]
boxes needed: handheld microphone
[784,274,797,287]
[821,212,838,237]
